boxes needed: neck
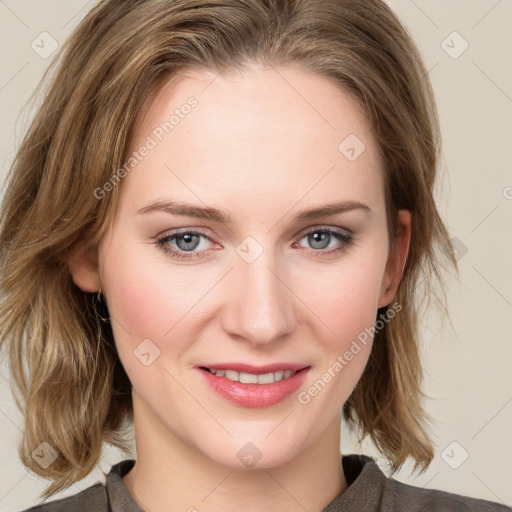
[123,392,347,512]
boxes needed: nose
[220,250,296,348]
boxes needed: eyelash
[154,227,354,261]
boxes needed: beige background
[0,1,511,510]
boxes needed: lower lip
[197,367,311,408]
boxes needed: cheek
[299,253,386,400]
[297,275,379,410]
[100,241,204,359]
[304,256,385,342]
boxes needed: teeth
[258,372,278,384]
[274,370,284,381]
[224,369,238,381]
[208,368,297,383]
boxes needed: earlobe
[378,209,411,308]
[65,245,102,293]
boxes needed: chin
[192,427,309,471]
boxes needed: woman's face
[71,64,409,469]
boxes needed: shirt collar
[105,454,387,512]
[106,459,144,512]
[322,454,388,511]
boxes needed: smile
[202,367,297,384]
[197,365,311,408]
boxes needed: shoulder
[18,482,108,512]
[385,477,512,511]
[340,454,511,512]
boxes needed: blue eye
[295,228,353,256]
[155,227,353,260]
[155,230,213,260]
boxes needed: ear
[378,209,411,308]
[65,245,102,293]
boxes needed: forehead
[123,65,385,218]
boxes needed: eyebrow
[136,199,371,223]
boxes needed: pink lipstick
[196,362,310,408]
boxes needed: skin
[68,64,411,512]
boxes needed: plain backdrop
[0,1,511,510]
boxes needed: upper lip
[197,362,310,375]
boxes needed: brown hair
[0,0,457,498]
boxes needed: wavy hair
[0,0,457,498]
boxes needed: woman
[0,0,509,510]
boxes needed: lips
[196,362,311,408]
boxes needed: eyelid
[154,224,354,260]
[294,225,353,251]
[156,224,352,243]
[154,229,217,261]
[156,226,214,237]
[300,223,353,236]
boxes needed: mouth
[196,364,311,408]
